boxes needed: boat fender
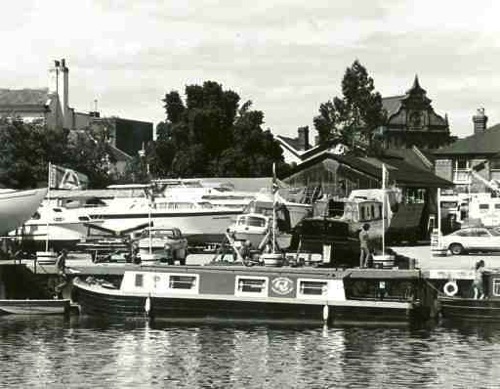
[443,281,458,297]
[145,296,151,316]
[323,305,329,322]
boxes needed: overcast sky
[2,0,499,140]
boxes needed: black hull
[439,297,500,321]
[74,284,415,324]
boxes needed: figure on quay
[359,223,371,268]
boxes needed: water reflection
[1,316,500,388]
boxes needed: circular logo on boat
[271,277,294,295]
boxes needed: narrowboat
[72,265,429,324]
[439,269,500,321]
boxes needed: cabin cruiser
[13,184,244,249]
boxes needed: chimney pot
[473,107,488,134]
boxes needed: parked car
[135,227,188,264]
[441,227,500,255]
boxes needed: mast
[45,162,52,252]
[382,163,386,256]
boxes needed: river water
[1,316,500,389]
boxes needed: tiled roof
[0,88,51,106]
[382,95,404,116]
[107,144,133,162]
[276,135,304,151]
[433,123,500,156]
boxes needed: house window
[168,275,197,290]
[493,279,500,296]
[235,276,268,296]
[298,280,328,296]
[455,158,469,170]
[491,159,500,170]
[135,274,144,287]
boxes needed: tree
[0,118,114,189]
[150,81,287,178]
[314,60,386,149]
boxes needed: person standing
[359,223,371,268]
[55,249,68,276]
[473,260,486,299]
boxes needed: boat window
[298,280,328,296]
[493,279,500,296]
[479,204,489,212]
[168,275,196,290]
[495,204,500,210]
[248,217,266,227]
[235,276,268,295]
[135,274,144,287]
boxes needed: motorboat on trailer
[72,265,429,324]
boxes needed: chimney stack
[297,126,310,150]
[473,107,488,134]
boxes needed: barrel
[261,253,284,267]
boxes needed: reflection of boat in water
[0,188,47,235]
[439,269,500,321]
[73,265,426,324]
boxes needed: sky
[2,0,500,141]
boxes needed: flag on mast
[49,164,88,190]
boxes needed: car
[440,227,500,255]
[135,227,188,264]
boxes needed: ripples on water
[1,316,500,389]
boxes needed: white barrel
[261,253,283,267]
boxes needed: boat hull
[73,273,417,324]
[0,299,70,315]
[0,188,47,235]
[439,296,500,321]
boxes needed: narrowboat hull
[72,266,422,324]
[439,296,500,321]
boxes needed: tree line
[0,61,388,189]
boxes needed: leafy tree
[0,118,113,189]
[314,60,386,148]
[150,81,287,178]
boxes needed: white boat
[227,212,292,250]
[0,188,47,235]
[16,184,244,248]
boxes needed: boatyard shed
[282,150,453,241]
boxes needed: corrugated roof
[434,123,500,156]
[0,88,51,106]
[290,151,452,188]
